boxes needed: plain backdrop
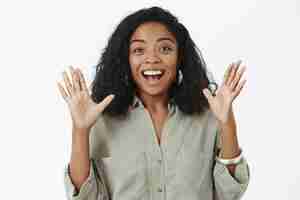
[0,0,299,199]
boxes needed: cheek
[166,56,178,73]
[129,56,139,67]
[162,68,177,85]
[129,53,144,65]
[129,57,140,77]
[166,61,177,79]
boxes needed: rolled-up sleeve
[212,129,250,200]
[64,158,109,200]
[213,156,250,200]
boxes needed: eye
[132,48,144,54]
[160,46,173,53]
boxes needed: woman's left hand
[202,60,247,124]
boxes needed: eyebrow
[130,37,176,45]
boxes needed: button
[157,187,163,192]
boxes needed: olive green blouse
[64,95,250,200]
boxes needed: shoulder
[187,108,218,127]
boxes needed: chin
[138,85,169,97]
[144,89,166,96]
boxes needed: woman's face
[129,21,178,98]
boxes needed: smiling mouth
[143,74,163,80]
[141,69,165,84]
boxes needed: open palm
[57,66,115,130]
[202,60,247,124]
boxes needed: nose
[145,49,160,64]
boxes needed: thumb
[96,94,115,113]
[202,88,213,103]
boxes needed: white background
[0,0,299,199]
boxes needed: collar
[131,95,176,114]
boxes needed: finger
[226,60,242,87]
[231,65,246,90]
[62,70,73,96]
[233,79,246,99]
[96,94,115,113]
[202,88,214,104]
[57,81,69,101]
[222,63,234,85]
[70,66,81,92]
[77,68,89,93]
[75,68,83,91]
[226,63,238,86]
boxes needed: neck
[137,92,169,114]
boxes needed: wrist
[217,107,235,126]
[72,126,90,137]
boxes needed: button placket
[157,187,163,192]
[141,103,173,199]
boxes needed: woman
[58,6,250,200]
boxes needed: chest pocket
[174,150,212,189]
[101,152,149,199]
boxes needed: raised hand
[57,66,115,131]
[202,60,246,124]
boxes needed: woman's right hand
[57,66,115,131]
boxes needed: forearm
[218,108,241,176]
[69,128,91,192]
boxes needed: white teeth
[142,70,163,76]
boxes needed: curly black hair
[91,6,218,117]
